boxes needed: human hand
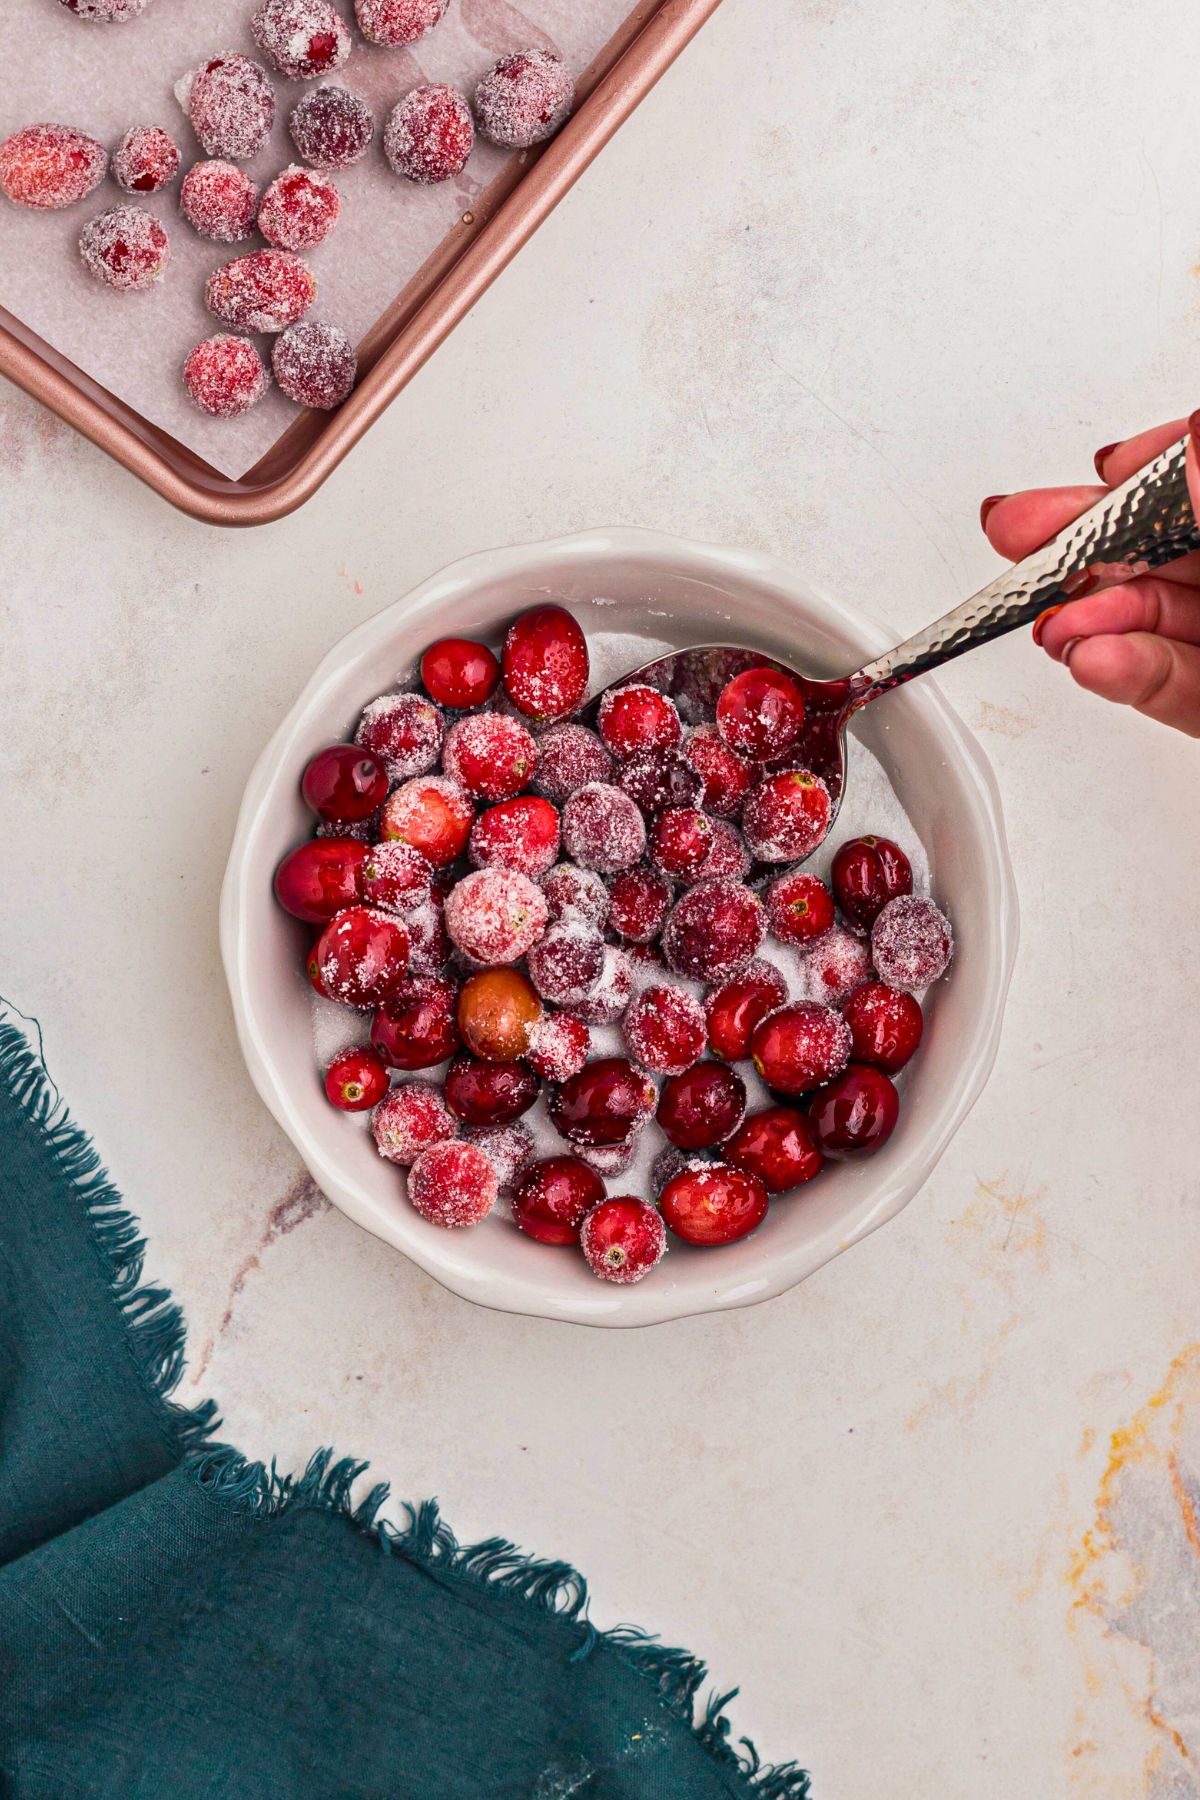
[982,415,1200,736]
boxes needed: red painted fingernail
[1093,442,1117,479]
[980,494,1007,530]
[1032,604,1065,647]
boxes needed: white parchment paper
[2,0,634,479]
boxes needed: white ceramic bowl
[221,529,1018,1327]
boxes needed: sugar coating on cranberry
[743,770,831,863]
[561,782,646,874]
[526,1011,590,1081]
[598,684,682,758]
[697,818,751,884]
[608,867,672,943]
[570,946,633,1026]
[766,870,835,948]
[444,868,548,966]
[206,249,316,333]
[750,1001,851,1096]
[716,666,807,762]
[59,0,146,17]
[405,889,451,973]
[258,166,340,251]
[443,712,538,801]
[580,1196,665,1284]
[356,691,444,781]
[534,724,612,801]
[0,125,107,210]
[577,1140,640,1179]
[501,606,589,723]
[290,85,375,169]
[113,126,180,194]
[803,924,871,1007]
[316,904,410,1007]
[183,334,271,417]
[463,1122,534,1193]
[871,895,953,992]
[79,207,169,292]
[657,1061,747,1150]
[659,1162,768,1247]
[252,0,352,79]
[540,863,610,930]
[663,879,765,983]
[408,1139,497,1228]
[684,724,750,817]
[469,796,560,879]
[527,922,604,1007]
[616,747,704,817]
[622,983,707,1077]
[181,161,259,242]
[548,1056,656,1147]
[373,1081,456,1164]
[355,0,450,45]
[843,981,923,1073]
[178,54,276,161]
[381,775,473,867]
[385,85,474,183]
[273,319,357,410]
[324,1047,389,1111]
[474,49,575,150]
[650,807,712,882]
[511,1155,602,1244]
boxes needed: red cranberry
[716,666,807,762]
[406,886,451,974]
[511,1156,604,1245]
[183,334,270,418]
[469,796,560,878]
[59,0,146,15]
[180,160,259,241]
[252,0,351,78]
[371,976,460,1069]
[650,807,712,881]
[871,896,953,991]
[622,983,707,1076]
[356,691,443,780]
[258,168,341,253]
[540,863,610,929]
[205,250,316,334]
[527,923,605,1007]
[457,968,541,1061]
[0,125,107,210]
[444,1054,538,1126]
[324,1046,389,1111]
[112,126,179,195]
[750,1001,850,1095]
[306,940,330,996]
[274,836,366,921]
[79,208,169,291]
[380,776,473,867]
[569,946,633,1025]
[608,867,672,942]
[548,1056,656,1147]
[743,770,831,862]
[534,724,613,800]
[726,1105,822,1192]
[444,868,548,965]
[843,981,924,1073]
[598,684,682,758]
[359,841,431,913]
[683,724,751,817]
[289,84,375,169]
[526,1011,589,1082]
[803,924,871,1007]
[302,743,388,823]
[615,746,704,815]
[443,713,538,800]
[580,1196,665,1284]
[704,960,788,1061]
[385,84,473,183]
[355,0,450,45]
[657,1061,747,1150]
[407,1139,497,1228]
[315,905,410,1007]
[831,836,913,930]
[809,1064,900,1155]
[766,870,835,947]
[474,49,575,151]
[662,879,766,982]
[373,1082,456,1163]
[561,783,647,874]
[420,637,500,711]
[501,605,589,723]
[179,54,276,161]
[464,1122,534,1193]
[660,1163,769,1247]
[697,818,751,884]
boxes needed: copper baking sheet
[0,0,721,526]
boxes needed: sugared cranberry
[289,84,375,169]
[843,981,924,1073]
[315,905,410,1007]
[371,975,459,1069]
[302,743,388,823]
[527,922,604,1006]
[252,0,351,78]
[622,983,707,1076]
[457,967,542,1060]
[183,335,270,418]
[726,1105,822,1192]
[750,1001,850,1095]
[372,1081,456,1164]
[683,724,750,817]
[871,896,953,992]
[657,1061,747,1150]
[385,84,474,183]
[359,842,431,913]
[112,126,180,194]
[659,1163,768,1247]
[469,796,560,878]
[809,1064,900,1156]
[540,863,610,929]
[181,161,259,241]
[525,1011,590,1081]
[696,818,751,883]
[580,1195,665,1284]
[474,49,575,150]
[178,54,276,161]
[407,1140,497,1228]
[442,712,538,800]
[380,775,473,867]
[464,1122,534,1193]
[0,125,107,210]
[561,782,646,874]
[405,886,451,973]
[59,0,146,19]
[663,879,765,982]
[324,1046,389,1111]
[356,691,442,780]
[831,836,913,930]
[501,605,589,723]
[355,0,450,45]
[535,724,613,800]
[703,959,788,1062]
[79,207,170,291]
[766,870,835,947]
[615,746,704,816]
[444,1053,538,1126]
[650,807,712,881]
[577,1140,641,1178]
[511,1155,603,1245]
[570,946,633,1025]
[598,684,683,760]
[608,867,672,943]
[274,836,366,921]
[206,249,316,333]
[804,925,871,1007]
[743,770,831,862]
[421,637,500,711]
[258,167,340,251]
[548,1056,656,1147]
[716,666,806,762]
[444,868,548,965]
[651,1144,695,1195]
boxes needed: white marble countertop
[5,1,1200,1792]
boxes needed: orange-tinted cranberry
[457,968,542,1061]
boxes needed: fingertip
[1062,632,1168,706]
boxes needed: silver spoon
[599,432,1200,817]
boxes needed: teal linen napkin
[0,1006,809,1799]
